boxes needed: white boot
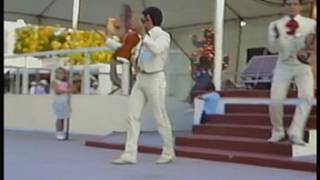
[55,131,66,140]
[267,130,285,143]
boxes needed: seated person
[196,83,221,124]
[188,56,213,103]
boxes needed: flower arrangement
[190,27,230,71]
[14,25,114,65]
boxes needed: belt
[137,67,163,74]
[139,70,163,74]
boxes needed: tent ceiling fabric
[5,0,293,28]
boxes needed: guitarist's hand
[106,17,126,40]
[296,49,312,65]
[130,14,146,36]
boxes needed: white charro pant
[269,60,314,138]
[122,72,175,160]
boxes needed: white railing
[4,46,113,59]
[4,46,131,95]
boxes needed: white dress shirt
[268,14,316,63]
[137,26,171,73]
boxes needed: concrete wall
[4,95,193,135]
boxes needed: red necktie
[286,18,299,35]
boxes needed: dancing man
[267,0,316,145]
[112,6,175,164]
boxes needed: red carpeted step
[205,114,316,129]
[192,124,309,141]
[175,135,292,156]
[175,146,316,172]
[85,140,162,154]
[84,140,316,172]
[225,104,317,115]
[217,90,300,98]
[192,90,304,98]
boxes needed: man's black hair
[142,6,163,26]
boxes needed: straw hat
[40,80,48,85]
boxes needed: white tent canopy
[4,0,313,30]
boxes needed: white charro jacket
[268,14,316,64]
[137,26,171,73]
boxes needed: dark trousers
[200,111,208,124]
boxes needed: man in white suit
[112,6,175,164]
[267,0,316,145]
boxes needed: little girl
[51,67,75,140]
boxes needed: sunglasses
[140,17,148,23]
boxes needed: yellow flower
[51,41,62,50]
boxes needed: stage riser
[192,90,311,98]
[84,141,316,172]
[225,105,317,115]
[175,137,292,156]
[192,125,310,141]
[206,115,316,129]
[84,89,317,172]
[175,149,316,172]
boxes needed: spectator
[197,83,221,124]
[90,81,100,95]
[51,67,76,140]
[34,80,46,95]
[29,81,36,94]
[187,56,213,103]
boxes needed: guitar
[296,33,316,65]
[107,4,140,92]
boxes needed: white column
[98,64,112,95]
[9,70,15,93]
[72,0,80,29]
[82,52,90,94]
[50,68,55,94]
[22,69,29,94]
[15,69,20,94]
[213,0,225,91]
[22,57,29,94]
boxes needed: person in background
[51,67,76,140]
[197,83,221,124]
[40,80,49,94]
[29,81,36,94]
[72,74,82,94]
[34,80,46,95]
[187,56,213,103]
[267,0,316,145]
[90,81,100,95]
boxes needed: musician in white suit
[112,6,175,164]
[267,0,316,145]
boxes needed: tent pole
[213,0,225,90]
[72,0,80,29]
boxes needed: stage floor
[5,129,316,180]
